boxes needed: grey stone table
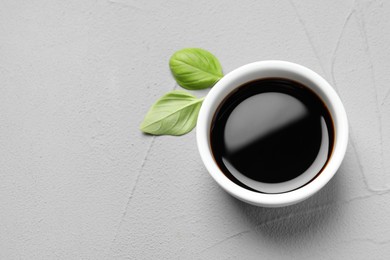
[1,0,390,259]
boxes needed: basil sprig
[140,48,223,136]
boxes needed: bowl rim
[196,60,349,207]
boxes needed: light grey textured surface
[1,0,390,259]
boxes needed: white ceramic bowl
[196,61,348,207]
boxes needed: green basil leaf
[169,48,223,90]
[140,90,204,136]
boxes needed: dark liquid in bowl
[210,78,334,193]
